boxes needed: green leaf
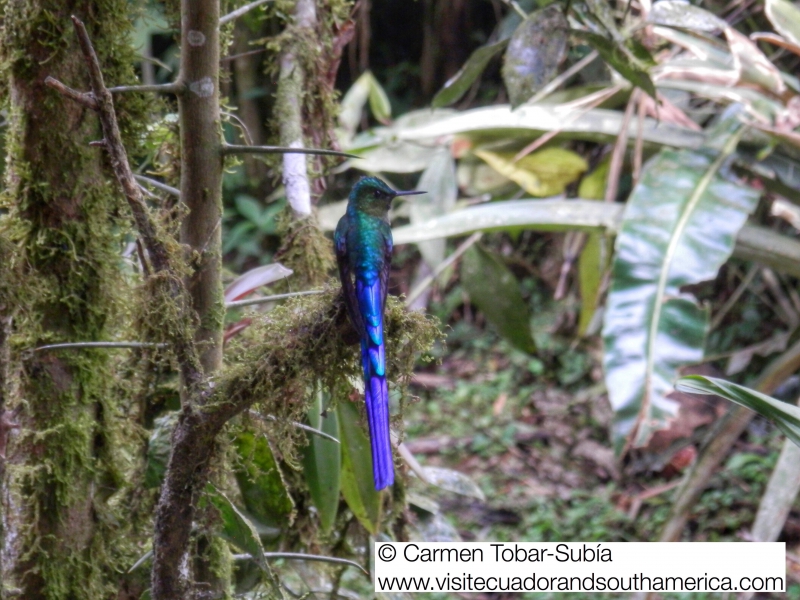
[577,160,611,336]
[412,148,458,269]
[474,147,588,197]
[462,244,536,354]
[393,199,624,244]
[205,485,269,573]
[502,6,568,107]
[421,467,485,500]
[649,1,727,32]
[434,39,509,108]
[602,122,760,450]
[144,412,177,489]
[337,400,382,534]
[391,104,704,149]
[235,194,264,225]
[676,376,800,448]
[572,30,657,99]
[233,432,294,529]
[365,72,392,124]
[302,390,341,533]
[766,0,800,46]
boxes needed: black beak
[392,190,426,197]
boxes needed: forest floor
[398,320,798,600]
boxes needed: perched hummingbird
[335,177,425,490]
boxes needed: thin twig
[501,0,528,18]
[710,265,759,331]
[222,111,253,146]
[219,0,274,25]
[405,233,483,306]
[108,82,183,94]
[231,552,368,576]
[220,48,269,64]
[249,411,339,443]
[35,341,167,352]
[222,143,358,159]
[133,174,181,198]
[44,77,97,110]
[527,50,599,105]
[225,289,325,309]
[605,89,639,203]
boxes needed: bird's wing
[335,216,365,337]
[379,223,393,312]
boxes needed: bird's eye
[373,190,383,199]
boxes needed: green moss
[0,0,155,596]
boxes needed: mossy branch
[45,16,204,398]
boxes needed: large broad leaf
[502,5,568,107]
[393,199,624,244]
[462,244,536,354]
[433,39,509,108]
[233,432,294,530]
[301,390,341,534]
[337,400,382,534]
[766,0,800,46]
[676,376,800,447]
[474,147,588,197]
[602,123,760,450]
[412,148,458,269]
[392,104,704,149]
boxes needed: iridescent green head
[347,176,425,218]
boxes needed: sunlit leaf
[766,0,800,46]
[474,147,588,197]
[462,244,536,354]
[366,72,392,124]
[233,432,294,529]
[337,400,382,534]
[224,263,293,303]
[420,466,485,500]
[456,158,516,196]
[677,376,800,448]
[602,121,760,450]
[725,27,787,95]
[502,5,568,107]
[573,30,657,99]
[434,39,509,108]
[412,149,458,270]
[393,199,624,244]
[391,104,704,149]
[649,1,726,31]
[302,390,341,533]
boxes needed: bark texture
[0,2,143,597]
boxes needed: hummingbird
[334,177,425,490]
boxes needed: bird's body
[334,177,424,490]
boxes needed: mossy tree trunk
[0,1,144,598]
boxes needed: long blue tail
[357,278,394,490]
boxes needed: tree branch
[222,143,357,159]
[108,82,183,94]
[219,0,274,25]
[274,0,318,217]
[133,174,181,198]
